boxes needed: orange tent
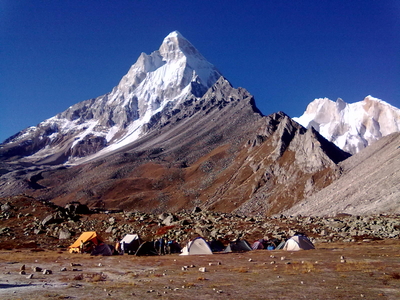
[69,231,102,253]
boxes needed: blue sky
[1,0,399,142]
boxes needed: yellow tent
[69,231,102,253]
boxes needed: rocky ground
[1,195,400,299]
[0,195,399,251]
[0,240,399,299]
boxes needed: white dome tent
[283,235,315,251]
[180,237,213,255]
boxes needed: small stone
[32,266,42,272]
[43,269,52,275]
[248,259,253,262]
[70,263,81,267]
[60,267,67,272]
[20,265,25,271]
[270,261,275,264]
[280,257,285,261]
[27,274,34,279]
[19,270,26,275]
[199,267,206,272]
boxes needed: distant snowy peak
[294,96,400,154]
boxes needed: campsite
[0,239,399,299]
[0,198,399,299]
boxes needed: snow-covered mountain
[294,96,400,154]
[1,31,222,164]
[1,31,387,217]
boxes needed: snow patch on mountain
[294,96,400,154]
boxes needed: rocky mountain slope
[283,132,400,216]
[0,76,350,216]
[294,96,400,154]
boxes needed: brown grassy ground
[0,240,399,300]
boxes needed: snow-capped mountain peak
[294,96,400,154]
[1,31,223,164]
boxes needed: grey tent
[209,239,225,252]
[224,239,252,252]
[120,234,141,255]
[135,241,159,256]
[91,243,113,256]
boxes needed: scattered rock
[59,228,71,240]
[192,207,202,213]
[70,263,82,267]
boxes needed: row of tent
[68,232,315,256]
[181,235,315,255]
